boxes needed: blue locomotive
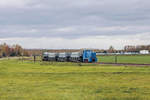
[42,50,97,63]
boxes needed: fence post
[115,55,117,64]
[34,55,36,63]
[22,53,23,63]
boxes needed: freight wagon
[57,52,70,62]
[42,50,97,63]
[42,52,58,61]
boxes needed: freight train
[42,50,97,63]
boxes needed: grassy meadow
[97,55,150,64]
[0,59,150,100]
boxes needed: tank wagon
[42,50,97,63]
[42,52,58,61]
[57,52,71,62]
[69,52,83,62]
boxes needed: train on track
[42,50,97,63]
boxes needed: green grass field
[0,59,150,100]
[97,55,150,64]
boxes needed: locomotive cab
[82,50,97,63]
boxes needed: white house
[140,50,149,54]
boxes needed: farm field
[0,59,150,100]
[97,55,150,64]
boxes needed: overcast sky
[0,0,150,49]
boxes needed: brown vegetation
[0,43,29,58]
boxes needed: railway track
[98,62,150,66]
[15,58,150,66]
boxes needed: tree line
[0,43,29,58]
[124,45,150,52]
[107,45,150,53]
[0,43,150,57]
[95,45,150,53]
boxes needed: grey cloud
[0,0,150,39]
[0,25,150,39]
